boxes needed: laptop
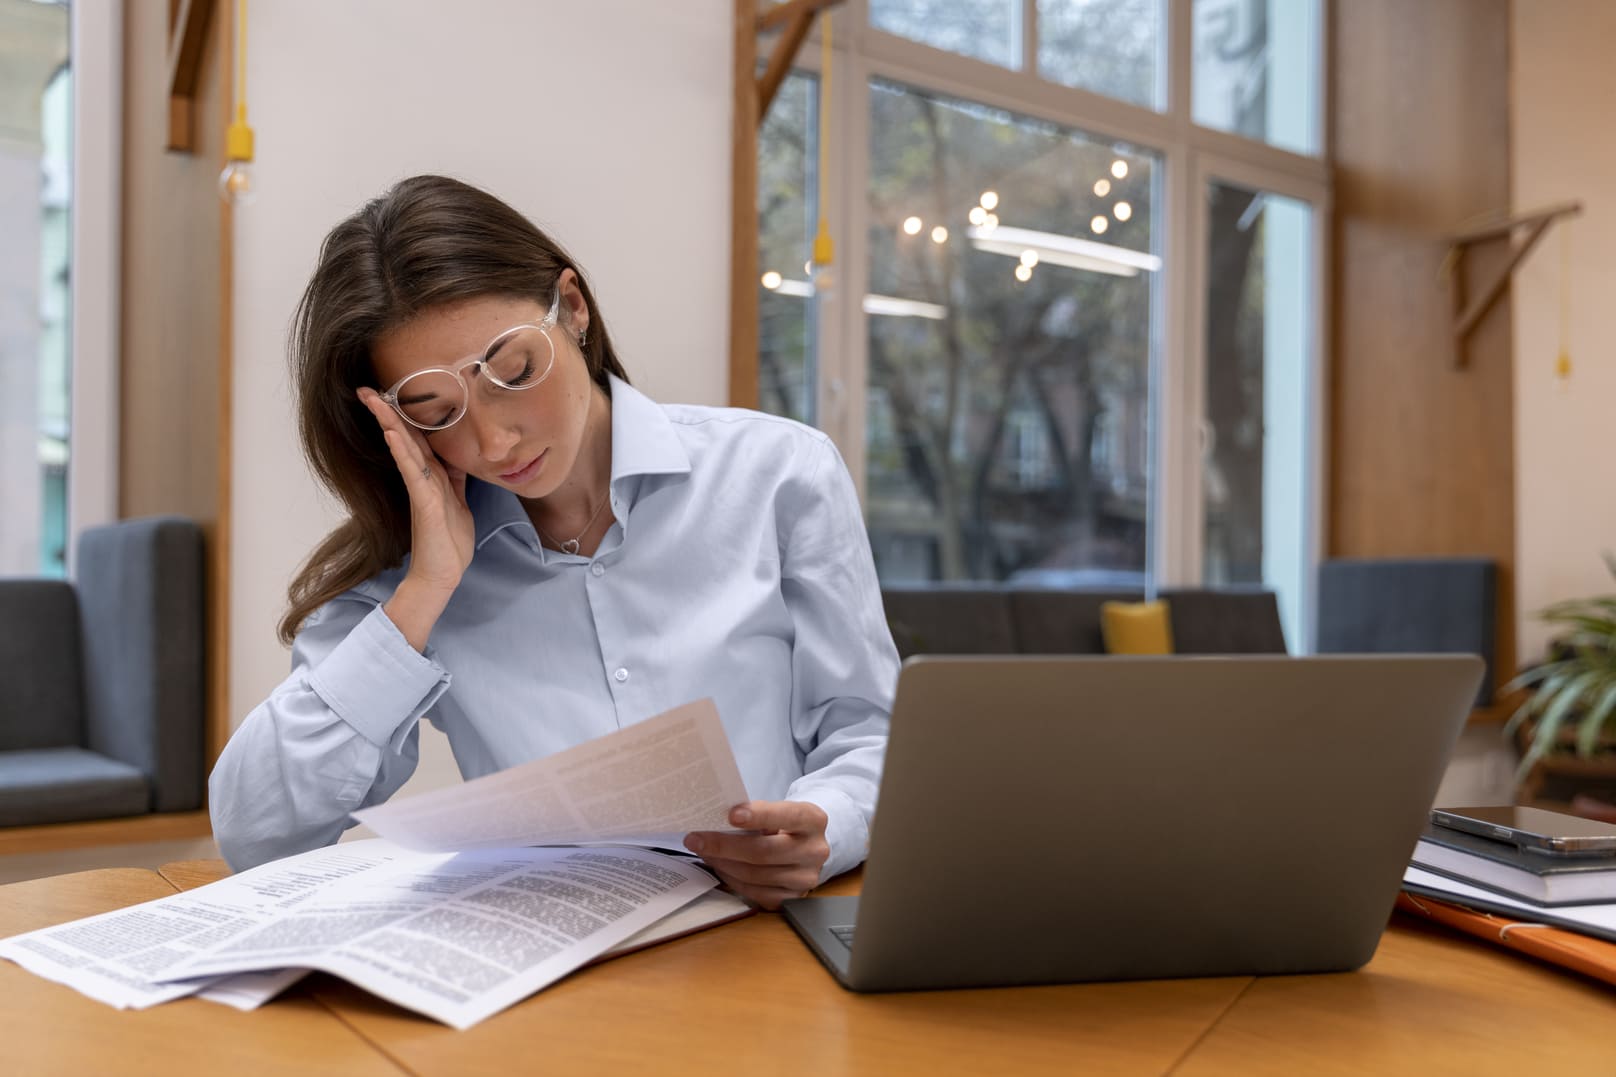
[783,654,1483,992]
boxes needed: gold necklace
[535,492,609,556]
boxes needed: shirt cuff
[306,604,450,750]
[789,784,871,884]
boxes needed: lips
[497,451,545,485]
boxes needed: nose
[463,397,520,463]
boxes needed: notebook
[783,654,1483,992]
[1412,822,1616,905]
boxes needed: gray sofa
[0,516,205,827]
[1316,557,1497,705]
[882,585,1288,658]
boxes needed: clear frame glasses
[381,289,563,431]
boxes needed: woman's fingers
[705,865,808,911]
[382,428,433,489]
[362,388,437,488]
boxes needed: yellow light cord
[225,0,254,162]
[1556,221,1572,383]
[811,12,834,269]
[236,0,247,115]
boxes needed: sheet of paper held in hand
[353,697,752,852]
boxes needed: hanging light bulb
[1093,178,1111,198]
[902,215,923,235]
[218,0,255,206]
[1014,263,1033,282]
[979,190,999,211]
[968,206,987,226]
[1111,159,1129,179]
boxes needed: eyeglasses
[380,289,562,432]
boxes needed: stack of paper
[0,699,755,1029]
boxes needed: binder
[1396,891,1616,989]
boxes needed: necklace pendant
[561,538,581,556]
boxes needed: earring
[577,328,587,348]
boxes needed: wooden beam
[757,12,815,118]
[1451,217,1549,364]
[1446,201,1581,368]
[1447,200,1582,245]
[165,0,216,152]
[758,0,842,33]
[732,0,846,408]
[730,0,761,409]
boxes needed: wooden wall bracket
[166,0,217,152]
[1445,200,1582,368]
[730,0,845,408]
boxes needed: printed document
[1,699,756,1028]
[353,697,753,851]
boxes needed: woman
[209,176,897,909]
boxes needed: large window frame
[769,0,1329,646]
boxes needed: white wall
[229,1,733,797]
[1512,1,1616,665]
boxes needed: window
[864,82,1157,584]
[1192,0,1321,156]
[869,0,1023,70]
[757,0,1326,637]
[758,72,819,425]
[0,0,71,576]
[1201,180,1315,647]
[1038,0,1165,110]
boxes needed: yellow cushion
[1100,600,1175,655]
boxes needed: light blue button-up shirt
[210,376,898,879]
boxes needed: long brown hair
[279,175,630,644]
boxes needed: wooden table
[6,861,1614,1075]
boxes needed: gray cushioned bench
[0,516,205,827]
[882,585,1288,658]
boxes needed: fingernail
[732,808,752,827]
[685,836,704,854]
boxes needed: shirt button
[591,562,605,577]
[613,667,629,683]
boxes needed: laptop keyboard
[830,924,856,949]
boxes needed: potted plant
[1507,553,1616,786]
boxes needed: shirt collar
[468,374,690,549]
[606,374,691,487]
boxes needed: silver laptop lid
[846,654,1481,991]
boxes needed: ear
[556,267,590,338]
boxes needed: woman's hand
[684,800,830,911]
[358,387,475,649]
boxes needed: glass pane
[870,0,1022,70]
[1202,180,1314,649]
[0,0,71,576]
[1192,0,1320,156]
[866,80,1158,586]
[757,71,818,425]
[1037,0,1165,111]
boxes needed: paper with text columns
[353,698,752,852]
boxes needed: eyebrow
[484,334,517,363]
[397,386,445,406]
